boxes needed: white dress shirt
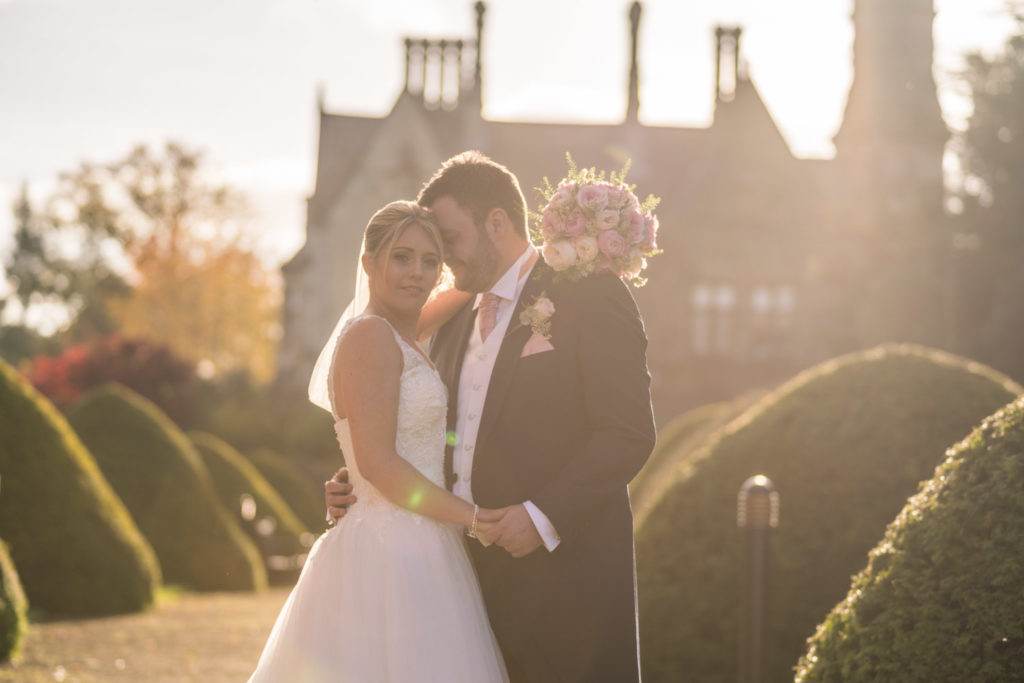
[452,246,561,551]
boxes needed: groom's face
[429,195,500,293]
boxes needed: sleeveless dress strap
[326,314,408,419]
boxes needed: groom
[326,151,656,682]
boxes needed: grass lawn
[0,587,290,682]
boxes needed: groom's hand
[325,467,356,524]
[478,505,543,558]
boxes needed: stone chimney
[714,26,743,102]
[626,1,642,124]
[401,3,485,111]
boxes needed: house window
[692,284,736,355]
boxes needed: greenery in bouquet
[530,154,661,287]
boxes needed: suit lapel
[431,299,476,490]
[476,261,553,453]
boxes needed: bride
[249,200,507,682]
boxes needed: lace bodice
[329,314,448,512]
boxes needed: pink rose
[564,209,586,238]
[541,210,565,240]
[542,239,578,271]
[626,209,645,243]
[605,185,629,209]
[642,211,659,251]
[597,229,628,258]
[596,208,620,232]
[576,184,609,212]
[545,186,576,214]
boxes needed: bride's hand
[473,520,495,547]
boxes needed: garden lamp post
[737,475,779,683]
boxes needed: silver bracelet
[467,504,480,539]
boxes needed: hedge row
[0,538,27,663]
[190,432,309,583]
[0,359,159,616]
[68,384,266,592]
[636,344,1022,683]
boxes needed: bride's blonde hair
[363,200,450,287]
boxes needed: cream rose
[572,234,600,264]
[533,296,556,318]
[542,239,578,271]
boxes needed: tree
[2,184,125,346]
[3,142,280,381]
[953,6,1024,382]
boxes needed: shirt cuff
[523,500,561,552]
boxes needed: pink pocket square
[521,331,555,358]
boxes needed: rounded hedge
[68,384,266,592]
[796,395,1024,682]
[0,359,160,616]
[189,432,309,582]
[636,344,1023,683]
[246,448,328,533]
[0,539,27,663]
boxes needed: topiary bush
[796,395,1024,682]
[246,448,328,533]
[636,344,1023,683]
[189,432,310,583]
[68,384,266,592]
[0,539,28,663]
[0,359,160,616]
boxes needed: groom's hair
[418,151,528,239]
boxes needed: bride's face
[365,223,442,315]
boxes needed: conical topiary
[68,384,266,592]
[0,359,160,616]
[0,538,27,663]
[246,448,327,533]
[189,432,310,582]
[796,395,1024,682]
[636,344,1022,683]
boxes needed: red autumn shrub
[25,335,197,424]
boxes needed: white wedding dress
[249,314,508,682]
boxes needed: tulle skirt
[249,506,508,682]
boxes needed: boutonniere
[518,292,555,340]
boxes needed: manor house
[278,0,949,421]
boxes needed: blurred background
[2,1,1024,680]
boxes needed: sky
[0,0,1019,274]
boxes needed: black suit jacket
[431,261,657,683]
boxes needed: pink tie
[478,292,501,342]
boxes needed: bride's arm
[416,286,473,342]
[334,317,479,529]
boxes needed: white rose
[542,239,578,271]
[572,234,600,264]
[534,296,556,318]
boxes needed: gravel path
[0,587,291,682]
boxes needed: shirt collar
[474,246,537,310]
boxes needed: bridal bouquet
[532,155,661,287]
